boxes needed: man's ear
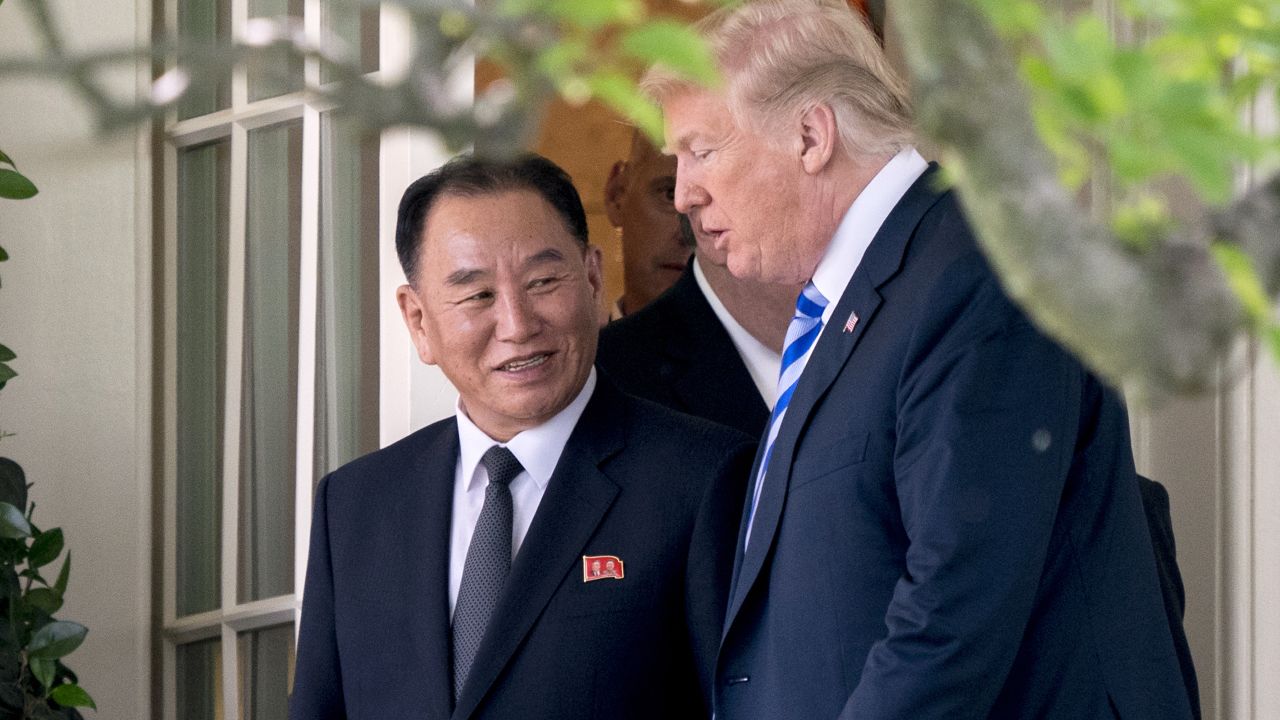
[396,283,437,366]
[603,160,628,226]
[583,245,604,302]
[798,102,838,175]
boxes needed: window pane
[238,624,295,720]
[176,140,230,617]
[320,0,380,84]
[247,0,305,102]
[177,0,232,119]
[238,121,301,603]
[315,114,380,483]
[177,638,223,720]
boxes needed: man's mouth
[499,354,550,372]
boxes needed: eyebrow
[442,247,569,286]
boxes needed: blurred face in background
[604,133,695,315]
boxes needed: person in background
[597,172,798,436]
[603,130,697,319]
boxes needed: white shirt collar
[811,147,929,320]
[692,257,783,409]
[454,368,598,492]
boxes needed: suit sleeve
[289,475,347,720]
[840,265,1083,719]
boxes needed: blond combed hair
[643,0,913,158]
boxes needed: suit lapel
[451,383,626,720]
[723,166,948,636]
[401,425,458,719]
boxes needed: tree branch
[893,0,1252,397]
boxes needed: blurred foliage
[973,0,1275,205]
[0,0,719,153]
[972,0,1280,364]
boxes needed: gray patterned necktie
[451,445,523,702]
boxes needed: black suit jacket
[597,263,770,437]
[716,166,1195,720]
[289,379,754,720]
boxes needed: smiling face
[397,189,603,441]
[664,89,830,285]
[604,136,694,313]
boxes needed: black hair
[394,153,588,281]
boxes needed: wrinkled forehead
[660,89,739,153]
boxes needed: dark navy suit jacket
[715,167,1196,720]
[597,262,770,438]
[289,379,753,720]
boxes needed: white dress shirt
[692,257,783,410]
[811,148,929,343]
[448,369,598,617]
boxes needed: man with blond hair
[646,1,1195,718]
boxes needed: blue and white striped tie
[744,281,829,548]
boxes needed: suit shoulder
[622,393,755,459]
[321,416,456,494]
[598,294,674,358]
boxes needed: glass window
[315,113,380,482]
[237,625,295,720]
[177,0,232,119]
[247,0,305,102]
[177,638,223,720]
[238,121,303,603]
[164,2,385,715]
[176,140,230,617]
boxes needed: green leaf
[0,459,26,510]
[502,0,644,29]
[53,552,70,596]
[50,684,96,710]
[1266,327,1280,364]
[0,363,15,389]
[588,71,664,144]
[0,245,8,261]
[29,657,55,693]
[620,21,719,86]
[27,621,87,660]
[25,588,63,615]
[28,529,64,569]
[0,344,13,362]
[0,169,37,200]
[0,148,11,168]
[1211,243,1273,323]
[0,502,31,539]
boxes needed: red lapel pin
[582,555,624,582]
[842,311,859,334]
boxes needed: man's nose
[674,173,708,214]
[494,290,540,342]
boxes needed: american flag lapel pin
[582,555,624,582]
[842,311,859,334]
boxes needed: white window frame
[157,0,462,715]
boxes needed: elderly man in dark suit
[646,1,1197,718]
[289,154,753,720]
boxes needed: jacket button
[725,676,750,686]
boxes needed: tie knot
[794,282,828,320]
[481,445,523,487]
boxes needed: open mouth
[498,354,550,372]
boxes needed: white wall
[0,1,151,718]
